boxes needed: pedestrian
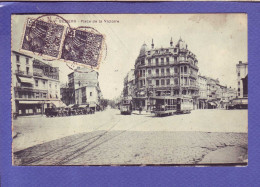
[139,106,142,114]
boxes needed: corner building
[133,38,199,111]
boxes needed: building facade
[123,69,135,98]
[61,67,102,110]
[75,85,101,109]
[197,75,207,109]
[236,61,248,98]
[133,38,199,111]
[12,51,61,116]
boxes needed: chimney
[239,61,242,64]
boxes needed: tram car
[120,98,133,115]
[153,96,193,117]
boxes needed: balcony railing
[15,70,33,77]
[33,71,44,77]
[14,86,48,93]
[147,73,179,78]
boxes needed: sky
[12,14,247,100]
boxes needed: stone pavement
[13,131,247,166]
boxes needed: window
[26,67,29,75]
[161,79,165,86]
[148,51,151,55]
[139,80,143,87]
[49,83,52,88]
[139,70,142,77]
[161,69,164,75]
[141,59,145,65]
[174,48,177,52]
[55,84,57,89]
[143,70,145,77]
[26,58,29,64]
[42,80,46,87]
[238,88,240,91]
[181,67,183,73]
[166,49,169,52]
[35,92,39,98]
[16,55,20,62]
[148,80,152,85]
[156,58,159,66]
[166,57,169,64]
[238,72,240,76]
[166,68,170,75]
[174,57,177,63]
[148,59,151,66]
[17,64,20,71]
[166,79,170,85]
[174,67,178,73]
[174,78,179,85]
[43,93,47,98]
[148,69,151,75]
[156,69,159,75]
[238,81,240,85]
[90,92,92,96]
[35,80,38,87]
[184,66,187,73]
[156,80,159,86]
[161,58,164,65]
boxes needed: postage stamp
[21,17,66,59]
[61,28,104,68]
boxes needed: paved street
[13,109,248,165]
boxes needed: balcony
[190,74,198,79]
[33,71,44,77]
[14,86,48,93]
[15,70,32,77]
[148,73,179,78]
[179,60,189,65]
[180,85,199,90]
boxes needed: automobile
[45,107,59,117]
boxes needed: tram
[152,96,193,117]
[120,98,133,115]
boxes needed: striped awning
[18,76,34,84]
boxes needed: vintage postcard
[11,14,248,166]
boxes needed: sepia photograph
[11,14,248,166]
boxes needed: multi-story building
[123,69,135,98]
[227,86,237,101]
[63,66,102,110]
[75,85,102,110]
[60,83,74,106]
[236,61,248,98]
[67,67,99,103]
[133,38,199,111]
[206,77,220,108]
[12,51,61,116]
[197,75,207,109]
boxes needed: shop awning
[51,100,66,107]
[18,76,34,84]
[89,103,96,107]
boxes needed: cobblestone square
[13,109,248,166]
